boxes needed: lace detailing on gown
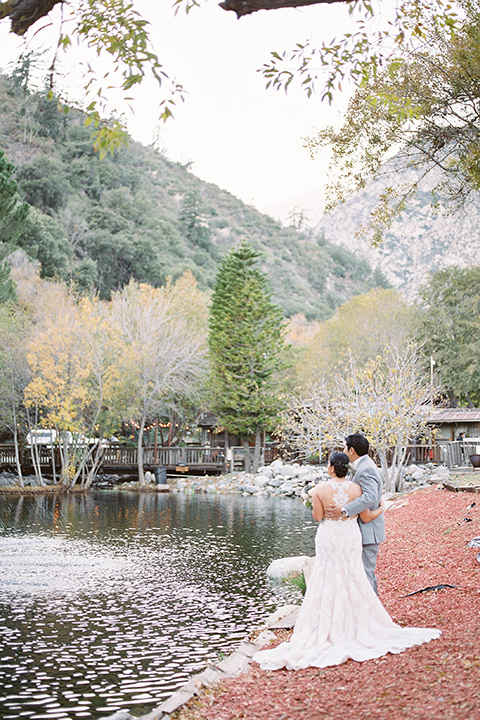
[253,480,441,671]
[329,479,351,508]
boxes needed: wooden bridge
[102,444,227,474]
[0,443,264,476]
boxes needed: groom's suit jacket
[344,455,386,545]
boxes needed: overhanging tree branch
[219,0,345,18]
[0,0,59,35]
[0,0,350,35]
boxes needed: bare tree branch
[0,0,59,35]
[219,0,345,18]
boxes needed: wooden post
[154,418,158,465]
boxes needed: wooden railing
[101,444,225,468]
[0,444,226,472]
[444,440,480,469]
[0,444,59,466]
[404,444,445,464]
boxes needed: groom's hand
[324,503,342,520]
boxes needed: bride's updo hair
[329,451,350,478]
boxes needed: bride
[254,451,441,671]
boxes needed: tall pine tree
[208,242,285,472]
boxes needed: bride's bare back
[312,479,362,521]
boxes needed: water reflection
[0,491,316,719]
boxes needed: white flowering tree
[283,344,437,493]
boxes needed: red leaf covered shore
[174,488,480,720]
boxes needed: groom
[325,433,385,594]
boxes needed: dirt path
[173,487,480,720]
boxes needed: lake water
[0,491,316,719]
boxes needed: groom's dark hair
[345,433,369,457]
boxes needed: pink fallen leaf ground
[173,487,480,720]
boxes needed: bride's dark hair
[329,451,350,478]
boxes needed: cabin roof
[428,408,480,423]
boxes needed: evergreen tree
[178,192,212,250]
[208,242,285,471]
[415,265,480,406]
[0,149,29,302]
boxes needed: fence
[444,440,480,469]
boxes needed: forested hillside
[0,73,388,320]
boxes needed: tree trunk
[31,441,44,485]
[137,416,146,485]
[83,442,106,489]
[224,431,230,473]
[59,432,71,486]
[10,389,23,486]
[243,438,252,473]
[50,443,57,485]
[379,445,408,494]
[378,451,392,493]
[26,410,44,486]
[252,429,262,473]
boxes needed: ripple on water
[0,491,315,719]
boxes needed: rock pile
[402,463,451,489]
[0,471,54,487]
[168,460,453,498]
[169,460,326,498]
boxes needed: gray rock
[241,484,258,494]
[266,604,300,626]
[297,467,315,477]
[257,468,273,479]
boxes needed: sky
[0,0,357,223]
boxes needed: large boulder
[267,556,312,580]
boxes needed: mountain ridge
[0,74,389,320]
[313,164,480,301]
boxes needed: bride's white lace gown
[254,480,441,671]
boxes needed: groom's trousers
[362,543,380,595]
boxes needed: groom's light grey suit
[343,454,385,594]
